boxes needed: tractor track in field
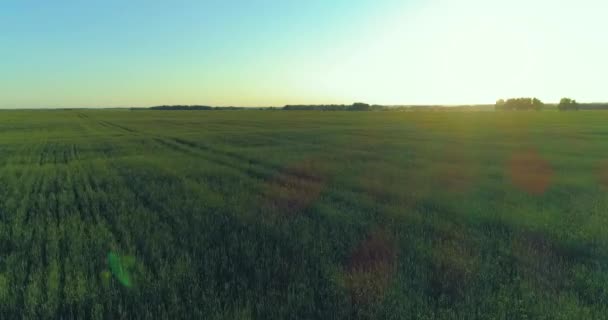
[78,110,278,182]
[74,112,403,222]
[151,137,271,181]
[76,111,305,181]
[97,120,138,134]
[77,112,412,224]
[74,112,300,178]
[77,111,400,219]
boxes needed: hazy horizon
[2,0,607,108]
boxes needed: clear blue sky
[1,0,606,108]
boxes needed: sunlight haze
[1,0,606,108]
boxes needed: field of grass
[0,109,606,319]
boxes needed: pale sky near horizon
[1,0,607,108]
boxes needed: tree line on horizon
[282,102,378,111]
[495,97,586,111]
[139,103,385,111]
[135,99,608,112]
[145,105,249,111]
[495,98,545,111]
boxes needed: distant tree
[495,99,506,110]
[283,103,374,111]
[532,98,544,111]
[349,102,371,111]
[370,104,388,111]
[149,105,213,110]
[495,97,545,111]
[147,105,252,111]
[558,98,579,111]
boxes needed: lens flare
[108,252,135,288]
[507,149,553,195]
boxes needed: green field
[0,110,606,319]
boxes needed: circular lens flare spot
[507,149,553,195]
[108,252,135,288]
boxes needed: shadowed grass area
[0,109,605,318]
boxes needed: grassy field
[0,109,606,319]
